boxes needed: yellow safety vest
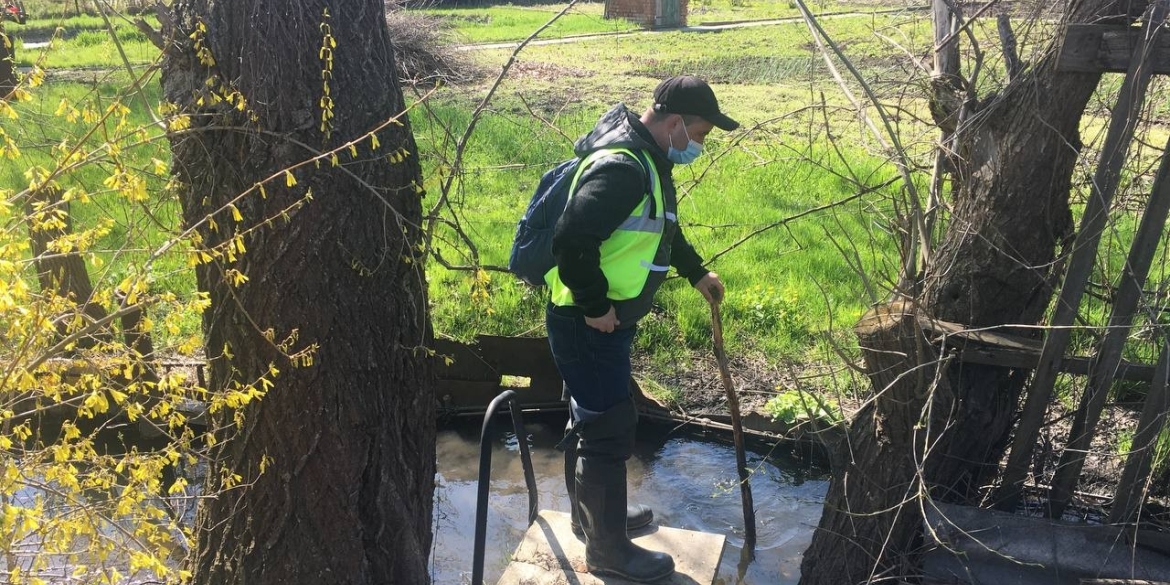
[547,148,667,306]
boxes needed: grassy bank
[0,6,986,390]
[417,100,900,367]
[6,2,1168,407]
[1,75,202,344]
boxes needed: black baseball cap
[652,75,739,131]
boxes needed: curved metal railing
[471,389,538,585]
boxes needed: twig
[997,12,1023,82]
[423,0,582,261]
[792,0,929,291]
[96,0,162,128]
[705,176,900,266]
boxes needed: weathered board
[434,335,566,415]
[1059,24,1170,74]
[918,316,1159,382]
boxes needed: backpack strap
[572,148,659,219]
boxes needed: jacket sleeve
[551,156,646,317]
[670,225,709,285]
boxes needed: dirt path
[455,5,928,52]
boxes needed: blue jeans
[546,304,636,420]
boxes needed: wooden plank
[954,347,1157,382]
[474,335,561,380]
[1049,124,1170,517]
[1060,24,1170,74]
[496,510,726,585]
[996,5,1167,512]
[435,379,565,416]
[919,316,1157,381]
[1110,337,1170,524]
[434,336,561,385]
[434,336,565,415]
[919,316,1041,352]
[433,338,499,380]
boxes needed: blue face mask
[667,122,703,165]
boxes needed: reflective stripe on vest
[546,148,666,306]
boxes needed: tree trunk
[918,0,1143,501]
[799,302,944,585]
[800,1,1142,583]
[161,2,434,584]
[1,27,15,98]
[24,185,111,349]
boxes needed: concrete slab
[495,510,726,585]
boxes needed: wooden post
[23,186,111,349]
[0,28,15,98]
[995,0,1169,512]
[1109,336,1170,525]
[1048,128,1170,517]
[927,0,961,245]
[997,12,1023,82]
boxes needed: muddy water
[430,415,830,584]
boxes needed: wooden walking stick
[709,299,757,557]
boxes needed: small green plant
[764,388,841,426]
[731,284,809,342]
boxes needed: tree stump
[800,300,949,584]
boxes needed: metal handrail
[471,389,539,585]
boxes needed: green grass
[687,0,907,25]
[0,10,940,378]
[415,97,901,365]
[9,16,159,68]
[1,76,201,348]
[7,6,1170,402]
[420,3,640,43]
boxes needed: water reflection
[431,414,829,585]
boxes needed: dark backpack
[508,148,655,286]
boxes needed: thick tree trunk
[801,1,1142,583]
[162,2,434,584]
[918,0,1144,501]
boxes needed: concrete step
[496,510,726,585]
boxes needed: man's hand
[585,307,620,333]
[694,272,724,305]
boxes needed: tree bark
[919,0,1145,501]
[800,302,944,585]
[162,2,434,584]
[800,1,1144,583]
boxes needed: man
[546,76,737,582]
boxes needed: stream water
[430,414,830,584]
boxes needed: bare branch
[793,0,930,291]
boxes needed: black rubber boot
[576,399,674,582]
[564,418,653,537]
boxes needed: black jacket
[551,103,708,327]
